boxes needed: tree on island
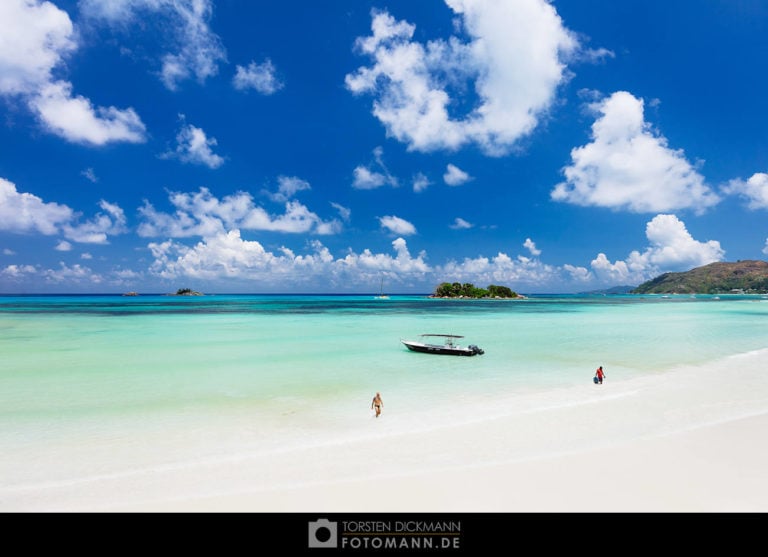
[173,288,203,296]
[432,282,519,298]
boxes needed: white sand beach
[4,348,768,513]
[136,413,767,513]
[112,351,768,513]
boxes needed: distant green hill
[632,260,768,294]
[579,285,636,295]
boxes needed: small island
[168,288,204,296]
[430,282,523,299]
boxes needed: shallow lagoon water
[2,293,767,507]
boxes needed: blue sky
[1,0,766,294]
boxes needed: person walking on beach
[371,392,383,417]
[595,366,605,385]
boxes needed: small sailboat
[374,277,389,299]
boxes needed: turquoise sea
[2,293,768,509]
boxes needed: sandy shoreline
[5,349,768,513]
[114,351,768,513]
[112,412,768,513]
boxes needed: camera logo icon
[308,518,338,548]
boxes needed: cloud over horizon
[589,213,724,284]
[147,234,431,287]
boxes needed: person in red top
[595,366,605,384]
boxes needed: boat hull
[401,340,483,356]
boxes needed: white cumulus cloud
[0,177,74,235]
[563,264,591,282]
[0,0,76,95]
[552,91,720,214]
[379,215,417,236]
[162,119,225,168]
[352,166,388,190]
[0,0,146,145]
[138,187,341,238]
[1,264,37,279]
[443,164,472,186]
[345,0,581,155]
[30,81,146,145]
[450,218,473,229]
[147,234,430,287]
[436,251,559,288]
[233,59,284,94]
[722,172,768,210]
[63,200,128,244]
[149,230,282,280]
[590,214,724,284]
[339,237,430,276]
[0,177,128,244]
[43,262,102,284]
[524,238,541,256]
